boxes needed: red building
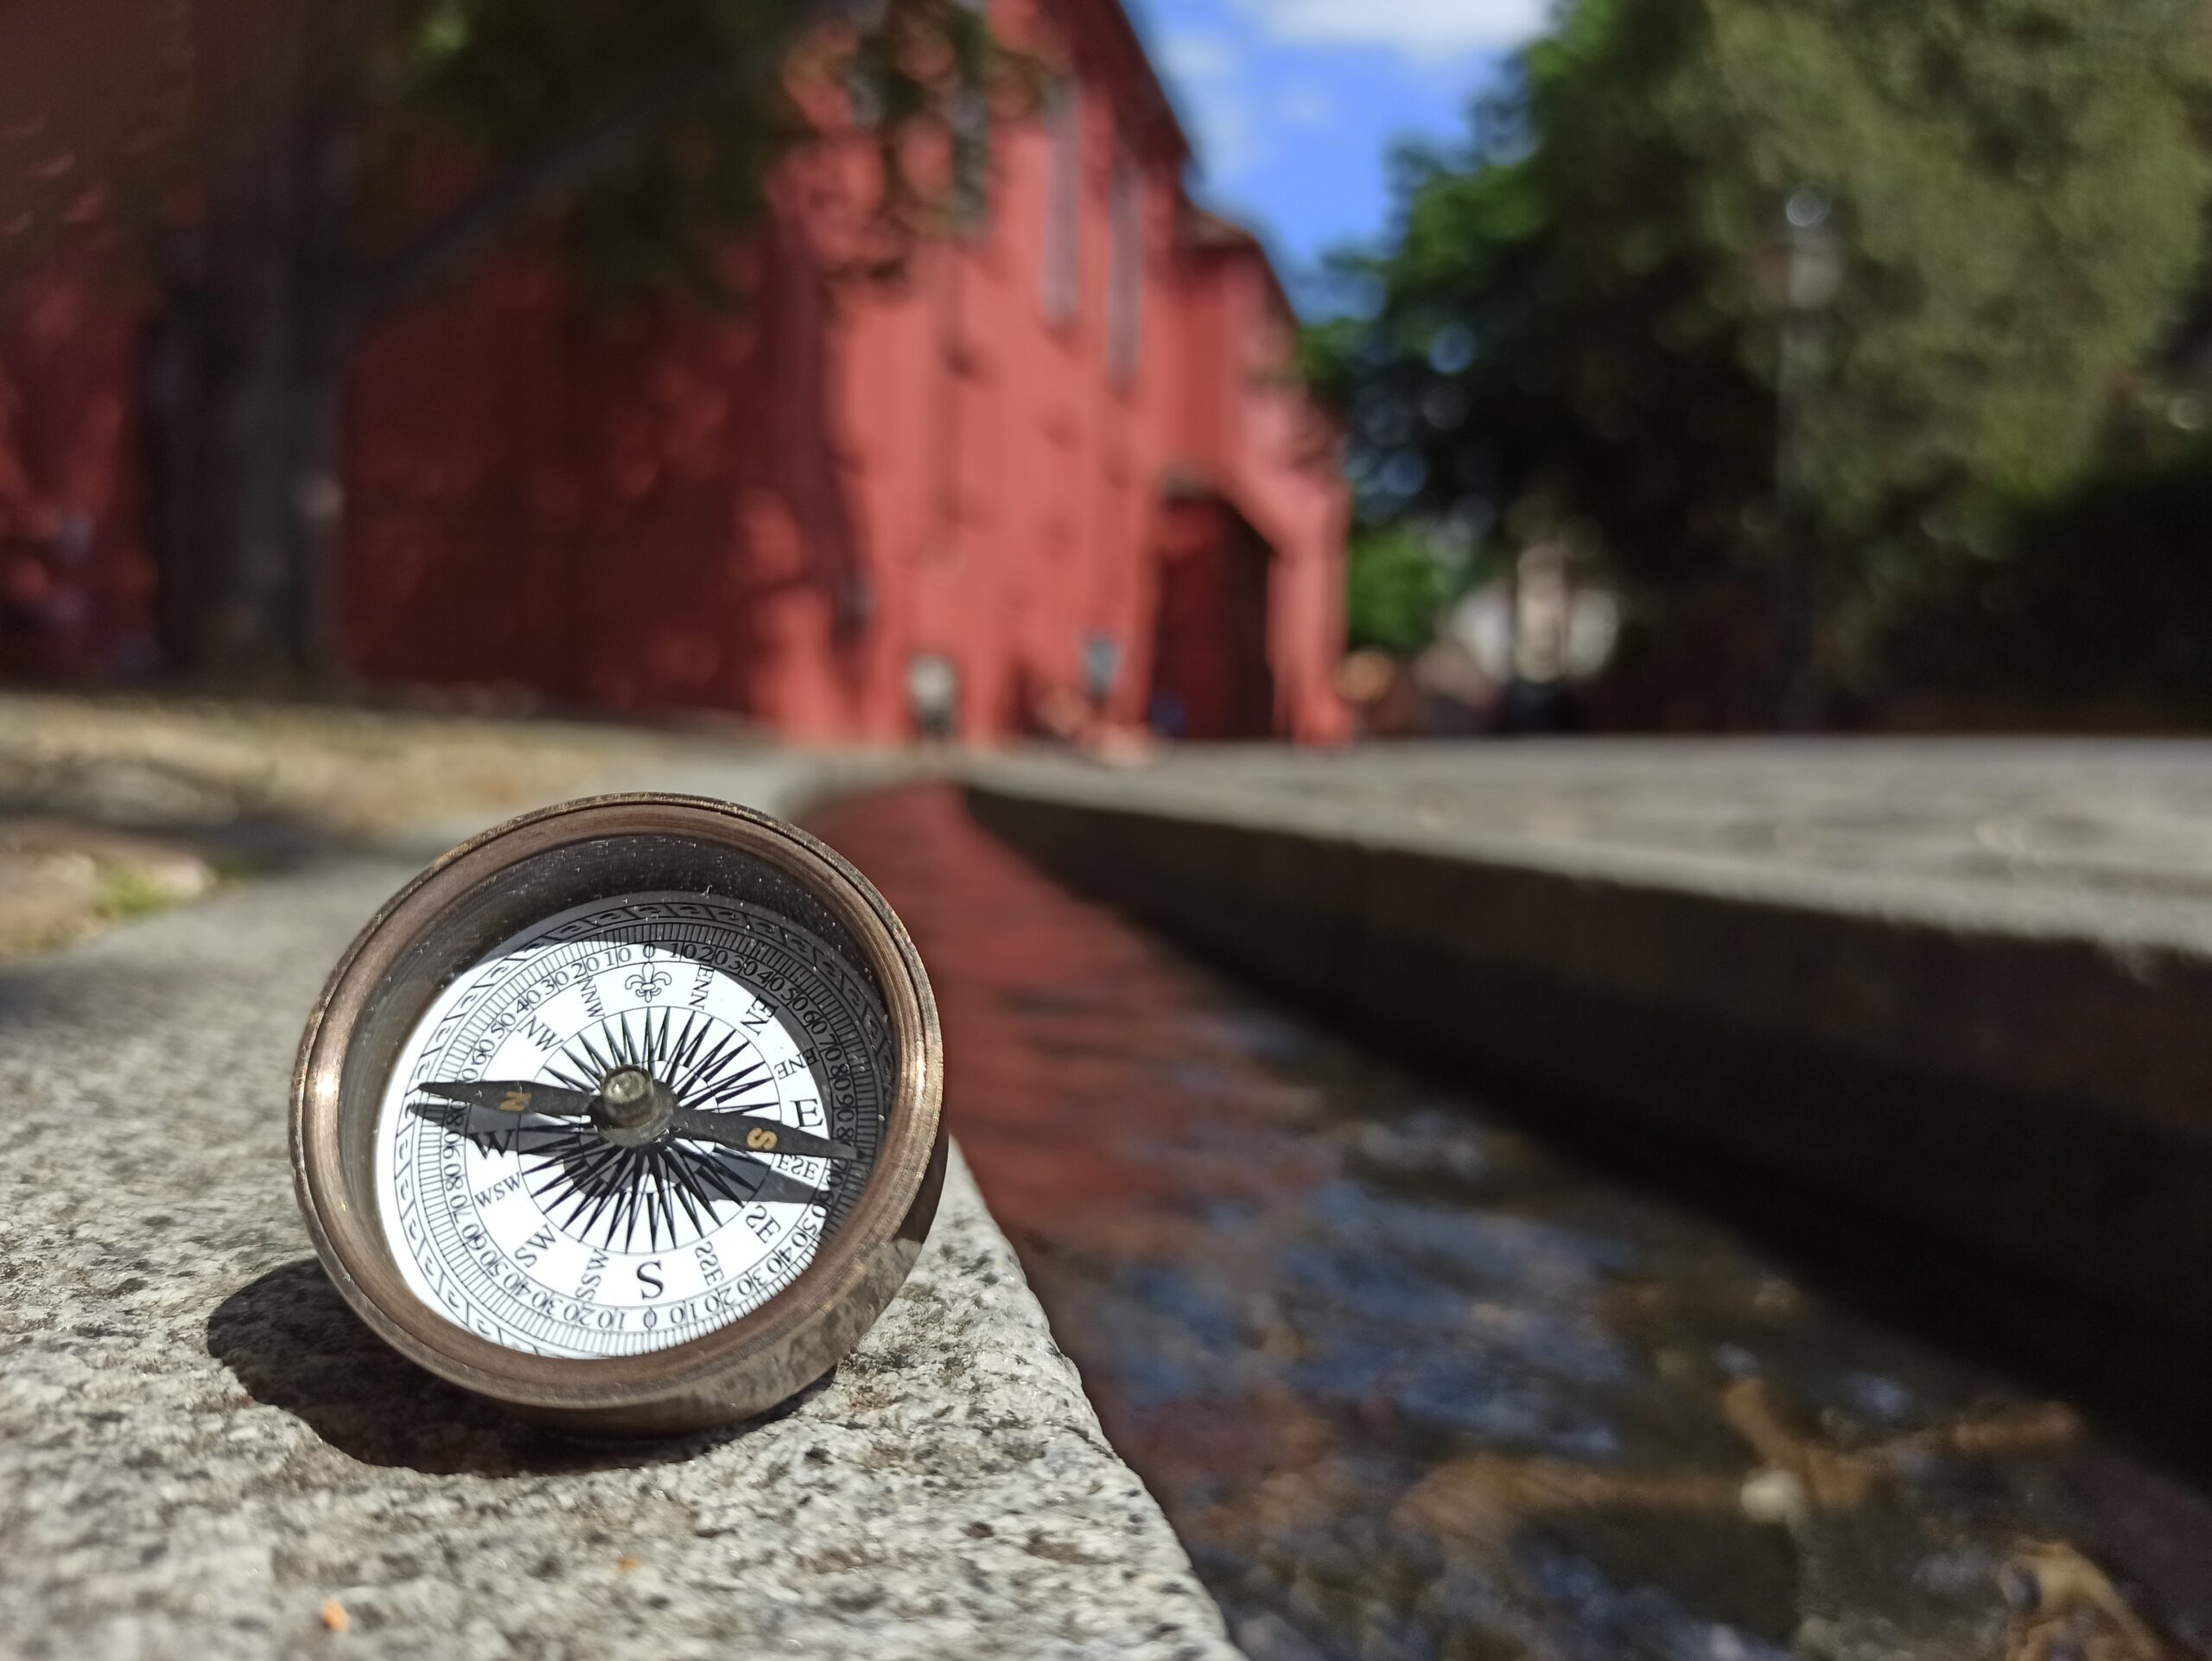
[0,0,1351,745]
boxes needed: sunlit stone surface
[0,766,1236,1661]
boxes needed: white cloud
[1235,0,1552,57]
[1159,29,1266,180]
[1160,29,1239,83]
[1279,82,1337,130]
[1198,99,1262,179]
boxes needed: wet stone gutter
[0,758,1238,1661]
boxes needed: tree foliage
[3,0,1002,302]
[1344,525,1471,658]
[1881,438,2212,715]
[0,0,1007,678]
[1306,0,2211,702]
[384,0,1008,302]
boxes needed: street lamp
[1770,186,1839,728]
[906,652,960,741]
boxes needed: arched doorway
[1148,487,1275,741]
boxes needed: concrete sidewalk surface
[0,715,1235,1661]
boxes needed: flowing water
[809,786,2212,1661]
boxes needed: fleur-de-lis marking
[626,967,673,1002]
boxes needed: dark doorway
[1149,500,1274,741]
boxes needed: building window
[949,0,991,234]
[1109,149,1142,383]
[1042,80,1081,324]
[950,84,990,234]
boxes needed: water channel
[809,786,2212,1661]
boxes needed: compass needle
[697,1143,828,1209]
[691,1152,753,1210]
[645,1152,680,1251]
[527,1136,607,1201]
[419,1079,597,1117]
[545,1060,596,1094]
[663,1153,711,1236]
[638,1177,658,1255]
[672,1009,709,1075]
[672,1109,859,1162]
[573,1155,630,1238]
[619,1153,648,1253]
[682,1028,743,1096]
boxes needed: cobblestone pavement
[0,728,1232,1661]
[0,694,672,838]
[0,695,704,959]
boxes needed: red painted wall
[0,264,153,680]
[2,0,1351,745]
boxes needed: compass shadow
[206,1259,830,1476]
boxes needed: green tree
[0,0,1002,680]
[1344,525,1471,658]
[1307,0,2211,715]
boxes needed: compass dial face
[372,892,892,1359]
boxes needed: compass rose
[413,1005,859,1256]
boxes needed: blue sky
[1125,0,1550,309]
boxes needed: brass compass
[290,794,944,1436]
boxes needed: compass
[290,794,944,1436]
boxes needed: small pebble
[1740,1467,1811,1531]
[321,1600,349,1633]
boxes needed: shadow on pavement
[206,1258,811,1476]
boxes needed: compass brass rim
[289,793,945,1435]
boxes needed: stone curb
[965,751,2212,1334]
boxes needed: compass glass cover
[372,891,892,1359]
